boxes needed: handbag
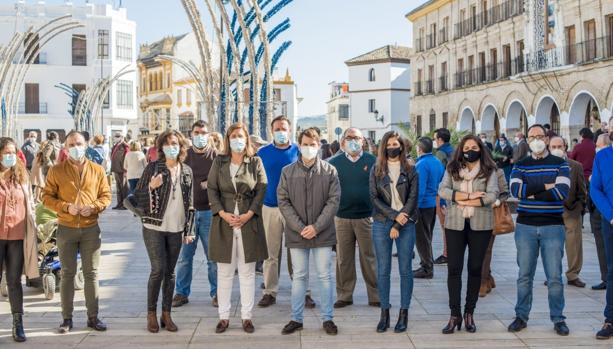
[493,201,514,235]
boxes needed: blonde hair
[129,140,142,152]
[209,132,224,153]
[223,123,255,157]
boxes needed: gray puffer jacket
[277,158,340,249]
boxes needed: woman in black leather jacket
[369,131,419,334]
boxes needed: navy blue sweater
[510,153,570,226]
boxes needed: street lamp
[374,110,384,124]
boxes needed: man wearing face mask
[42,131,112,334]
[328,128,379,308]
[172,120,218,308]
[508,124,571,336]
[512,132,530,165]
[479,133,493,152]
[111,132,129,210]
[278,127,340,335]
[21,131,39,171]
[549,137,587,288]
[257,116,316,308]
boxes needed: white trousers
[217,228,256,320]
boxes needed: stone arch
[568,90,601,137]
[458,106,476,133]
[475,95,499,121]
[563,80,606,112]
[505,99,529,136]
[480,104,500,138]
[534,95,561,134]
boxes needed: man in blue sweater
[328,128,379,308]
[433,128,454,265]
[257,116,314,309]
[413,137,444,279]
[508,124,571,336]
[590,134,613,340]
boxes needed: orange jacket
[42,159,111,228]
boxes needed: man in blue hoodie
[413,137,444,278]
[591,132,613,340]
[433,128,454,265]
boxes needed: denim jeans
[175,210,217,298]
[602,217,613,323]
[514,223,566,323]
[289,247,333,323]
[128,178,139,195]
[372,219,415,310]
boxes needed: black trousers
[415,207,437,273]
[143,228,182,312]
[445,221,491,317]
[0,239,24,314]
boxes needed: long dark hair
[156,129,189,163]
[375,131,412,178]
[447,134,497,181]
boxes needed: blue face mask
[1,154,17,168]
[192,134,209,149]
[346,140,362,153]
[68,146,86,161]
[163,145,180,159]
[273,131,289,144]
[230,138,247,153]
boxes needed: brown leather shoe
[258,294,276,307]
[160,311,178,332]
[172,294,189,308]
[305,295,316,309]
[147,311,159,333]
[215,320,229,333]
[242,320,255,333]
[479,282,489,298]
[212,296,218,308]
[489,275,496,289]
[568,278,586,288]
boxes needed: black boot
[376,308,390,333]
[12,313,26,342]
[394,309,408,333]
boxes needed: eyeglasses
[527,135,546,142]
[345,136,362,141]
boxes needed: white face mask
[300,146,318,160]
[514,137,520,143]
[550,148,566,158]
[529,139,547,155]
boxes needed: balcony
[454,72,465,88]
[18,102,48,114]
[425,80,434,94]
[426,34,437,49]
[414,82,423,96]
[439,28,448,44]
[439,75,448,91]
[563,36,613,65]
[453,0,525,40]
[415,38,424,52]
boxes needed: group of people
[1,114,613,343]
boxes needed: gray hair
[596,133,611,147]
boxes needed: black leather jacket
[369,163,419,229]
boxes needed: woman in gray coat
[438,134,498,334]
[207,122,267,334]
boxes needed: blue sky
[51,0,422,116]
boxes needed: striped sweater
[510,153,570,226]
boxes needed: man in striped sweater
[507,124,571,336]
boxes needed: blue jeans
[602,217,613,323]
[289,247,333,323]
[128,178,139,195]
[174,210,217,298]
[514,223,566,323]
[372,219,415,310]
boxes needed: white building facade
[0,1,137,143]
[345,45,412,143]
[326,81,350,142]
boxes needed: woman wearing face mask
[438,135,498,334]
[0,137,39,342]
[369,131,418,333]
[207,123,268,334]
[494,134,513,183]
[134,130,195,333]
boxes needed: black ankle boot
[394,309,408,333]
[442,315,462,334]
[376,308,390,333]
[12,313,26,342]
[464,313,476,333]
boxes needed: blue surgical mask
[163,145,180,159]
[273,131,289,144]
[68,146,86,161]
[192,134,209,149]
[346,140,362,153]
[230,138,247,153]
[1,154,17,168]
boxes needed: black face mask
[386,147,402,159]
[463,150,481,163]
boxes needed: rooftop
[138,33,188,62]
[345,45,411,66]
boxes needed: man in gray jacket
[278,127,341,336]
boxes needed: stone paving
[0,202,610,348]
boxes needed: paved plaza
[0,202,610,348]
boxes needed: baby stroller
[0,205,84,301]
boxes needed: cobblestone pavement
[0,205,609,348]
